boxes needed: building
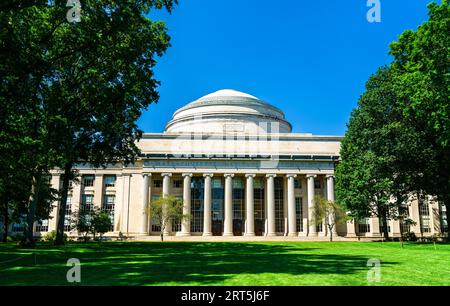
[7,89,447,239]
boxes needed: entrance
[255,219,265,236]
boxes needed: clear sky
[138,0,435,136]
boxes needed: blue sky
[138,0,435,136]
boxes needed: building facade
[10,89,447,239]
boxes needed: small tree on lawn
[147,195,189,242]
[73,209,93,243]
[312,195,348,242]
[92,210,113,240]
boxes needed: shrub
[402,232,417,242]
[43,230,67,242]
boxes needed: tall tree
[389,0,450,239]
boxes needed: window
[419,199,431,233]
[172,196,182,232]
[274,177,284,233]
[232,178,245,235]
[36,219,48,232]
[314,179,321,189]
[440,203,448,233]
[296,197,303,232]
[253,178,265,236]
[104,175,116,187]
[81,194,94,211]
[173,179,182,189]
[82,175,95,187]
[294,179,302,189]
[358,218,370,233]
[190,177,204,233]
[153,180,162,188]
[64,196,72,231]
[102,195,115,231]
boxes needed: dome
[165,89,292,134]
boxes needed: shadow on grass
[0,242,397,285]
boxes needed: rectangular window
[81,194,94,211]
[419,200,431,233]
[358,218,370,233]
[294,179,302,189]
[295,197,303,232]
[153,180,162,188]
[173,179,182,189]
[440,203,448,233]
[274,177,284,233]
[82,175,95,187]
[172,196,182,232]
[314,179,321,189]
[104,175,116,187]
[102,195,115,231]
[64,196,72,231]
[36,219,49,232]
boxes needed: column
[141,173,151,234]
[245,174,256,236]
[121,174,131,233]
[162,173,172,235]
[93,174,104,209]
[203,173,213,236]
[392,219,401,237]
[307,174,317,236]
[266,174,276,236]
[346,218,357,238]
[177,173,192,236]
[48,174,61,232]
[369,217,381,237]
[326,174,338,236]
[287,174,297,237]
[409,197,421,234]
[223,173,234,236]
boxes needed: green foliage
[43,230,67,242]
[72,208,112,241]
[312,195,348,241]
[0,1,177,245]
[336,1,450,240]
[147,195,189,241]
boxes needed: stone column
[306,174,317,236]
[223,173,234,236]
[245,174,256,236]
[266,174,277,236]
[141,173,151,234]
[48,174,61,232]
[346,218,357,238]
[121,174,131,233]
[162,173,172,235]
[203,173,213,236]
[93,174,104,210]
[409,197,421,234]
[369,217,381,237]
[178,173,192,236]
[287,174,297,237]
[326,174,338,236]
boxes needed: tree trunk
[381,208,389,241]
[55,162,72,245]
[2,198,9,243]
[22,171,42,247]
[329,224,333,242]
[160,231,164,242]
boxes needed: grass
[0,241,449,286]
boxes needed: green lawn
[0,241,449,286]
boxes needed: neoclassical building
[30,89,446,239]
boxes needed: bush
[43,230,67,242]
[402,232,417,242]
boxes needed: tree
[312,196,347,242]
[91,210,112,239]
[147,195,189,242]
[72,209,93,243]
[388,0,450,240]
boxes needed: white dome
[165,89,292,134]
